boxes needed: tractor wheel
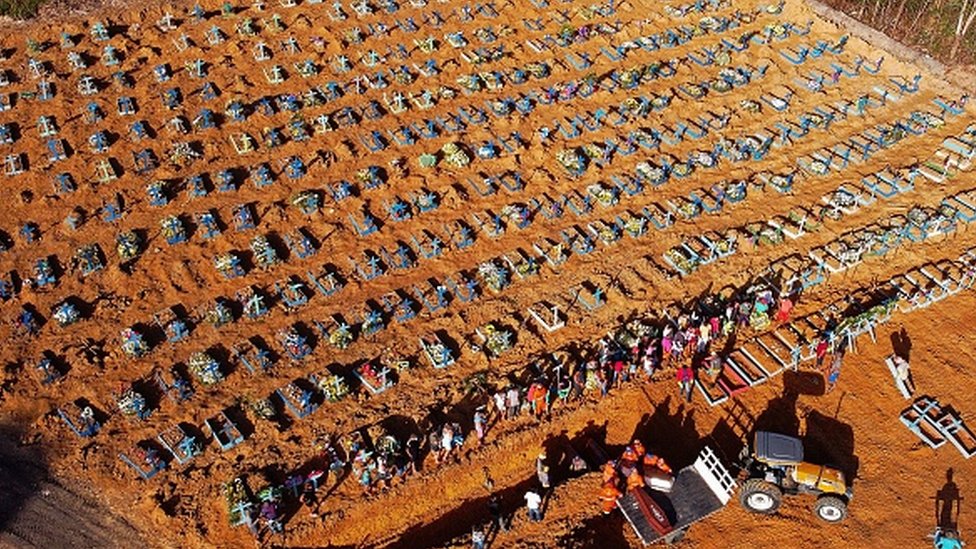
[813,496,847,523]
[739,479,782,515]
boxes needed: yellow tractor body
[792,462,847,495]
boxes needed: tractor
[736,431,852,523]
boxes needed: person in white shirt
[524,490,543,522]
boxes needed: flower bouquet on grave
[456,74,481,93]
[51,301,79,326]
[619,97,641,119]
[278,328,311,360]
[205,299,234,328]
[709,77,733,93]
[758,224,785,246]
[418,152,438,168]
[596,223,620,244]
[727,181,748,202]
[224,478,251,526]
[441,142,470,168]
[556,148,586,176]
[690,150,716,168]
[719,66,745,86]
[478,261,508,293]
[160,215,186,244]
[514,255,539,277]
[582,142,607,163]
[189,351,223,386]
[739,99,762,113]
[120,328,149,358]
[805,112,826,129]
[215,253,243,279]
[281,382,306,404]
[329,323,354,349]
[250,235,279,268]
[117,385,148,417]
[682,83,708,100]
[116,231,141,262]
[664,248,697,275]
[677,200,700,219]
[834,242,863,265]
[619,68,640,88]
[765,23,788,39]
[345,27,364,44]
[636,161,666,185]
[526,62,550,79]
[317,374,349,402]
[769,173,793,192]
[911,110,944,129]
[587,184,617,208]
[817,204,843,222]
[249,397,277,420]
[357,362,389,390]
[291,190,320,215]
[670,159,693,178]
[642,92,668,111]
[481,323,513,357]
[715,233,737,255]
[501,203,527,226]
[907,207,931,228]
[623,216,646,238]
[488,99,510,117]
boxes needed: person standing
[488,493,508,532]
[536,452,550,488]
[300,480,319,518]
[506,386,520,419]
[473,407,488,446]
[826,351,843,393]
[524,489,543,522]
[471,525,486,549]
[677,365,694,402]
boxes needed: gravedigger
[736,431,852,523]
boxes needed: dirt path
[0,429,146,549]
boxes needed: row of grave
[0,65,867,295]
[0,0,788,152]
[0,0,616,114]
[0,5,791,180]
[696,247,976,407]
[661,148,970,278]
[105,176,972,389]
[8,103,960,344]
[3,98,966,352]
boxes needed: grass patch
[0,0,45,19]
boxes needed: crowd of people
[240,282,859,543]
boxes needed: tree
[951,0,976,59]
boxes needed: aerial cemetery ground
[0,0,974,547]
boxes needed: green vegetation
[0,0,45,19]
[828,0,976,64]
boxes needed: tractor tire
[813,496,848,523]
[739,479,782,515]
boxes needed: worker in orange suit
[600,482,622,515]
[626,468,644,492]
[632,439,646,460]
[602,461,618,484]
[643,453,672,474]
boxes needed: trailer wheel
[813,496,847,523]
[739,479,782,514]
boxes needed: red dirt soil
[0,0,973,547]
